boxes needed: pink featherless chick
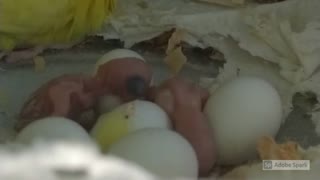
[147,76,216,177]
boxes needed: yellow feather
[0,0,116,50]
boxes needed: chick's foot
[4,47,44,64]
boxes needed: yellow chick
[0,0,116,63]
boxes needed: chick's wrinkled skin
[16,74,102,132]
[17,57,152,132]
[148,76,216,177]
[94,58,153,102]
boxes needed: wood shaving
[165,29,186,55]
[164,46,187,74]
[33,56,46,72]
[257,136,303,160]
[197,0,245,7]
[164,29,187,74]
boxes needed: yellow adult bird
[0,0,116,63]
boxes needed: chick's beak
[126,76,148,99]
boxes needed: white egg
[204,76,283,165]
[108,128,198,179]
[15,117,94,145]
[127,100,171,130]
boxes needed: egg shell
[204,76,283,165]
[15,117,94,145]
[91,100,171,152]
[93,49,145,75]
[108,128,198,179]
[93,49,153,101]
